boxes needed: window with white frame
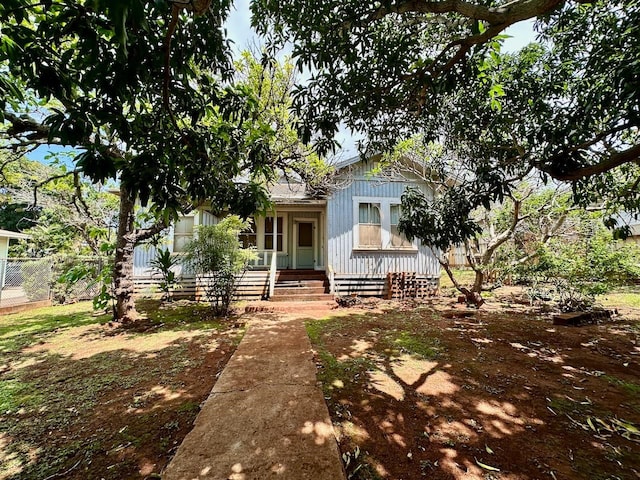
[173,216,194,253]
[358,202,382,248]
[239,218,257,248]
[390,204,411,247]
[264,216,284,251]
[353,197,417,250]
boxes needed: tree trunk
[113,184,139,322]
[437,254,485,308]
[472,269,485,295]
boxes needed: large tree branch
[133,219,171,244]
[32,170,78,208]
[3,111,51,139]
[367,0,563,27]
[482,198,528,265]
[72,172,93,220]
[542,143,640,181]
[511,211,567,266]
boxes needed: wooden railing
[268,249,278,298]
[327,264,336,295]
[248,250,274,268]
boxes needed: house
[0,229,28,261]
[133,155,441,300]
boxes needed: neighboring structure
[619,213,640,246]
[133,155,441,300]
[0,229,28,260]
[0,229,30,309]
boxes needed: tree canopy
[1,0,276,215]
[0,0,281,320]
[0,154,118,256]
[253,0,640,238]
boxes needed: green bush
[506,220,640,311]
[183,216,257,316]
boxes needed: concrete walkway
[163,313,346,480]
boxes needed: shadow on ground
[307,305,640,480]
[0,301,243,480]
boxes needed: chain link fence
[0,256,107,308]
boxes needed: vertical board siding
[200,211,218,226]
[327,168,440,278]
[134,244,158,277]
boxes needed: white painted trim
[352,197,418,251]
[319,211,327,270]
[255,212,288,255]
[170,211,197,254]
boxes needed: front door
[296,222,314,269]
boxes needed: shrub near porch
[0,300,244,480]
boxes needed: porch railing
[327,264,336,295]
[248,250,288,269]
[248,250,272,268]
[268,249,278,298]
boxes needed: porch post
[268,208,278,298]
[273,208,277,259]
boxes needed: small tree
[150,249,180,303]
[183,217,258,316]
[381,136,571,306]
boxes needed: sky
[223,8,537,158]
[27,6,537,164]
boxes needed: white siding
[133,210,219,277]
[200,211,218,226]
[133,244,158,277]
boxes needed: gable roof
[332,154,363,170]
[268,181,327,205]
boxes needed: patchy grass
[0,302,107,355]
[382,331,441,360]
[598,289,640,309]
[438,268,476,289]
[0,300,244,480]
[604,375,640,395]
[310,301,640,480]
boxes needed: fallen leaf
[475,457,500,472]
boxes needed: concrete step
[270,294,334,302]
[272,286,328,296]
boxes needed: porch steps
[271,270,333,302]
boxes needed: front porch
[244,201,327,272]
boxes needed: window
[358,203,381,247]
[390,205,411,247]
[264,216,283,251]
[173,216,194,253]
[239,218,257,248]
[353,197,417,251]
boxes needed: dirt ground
[0,300,244,480]
[307,291,640,480]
